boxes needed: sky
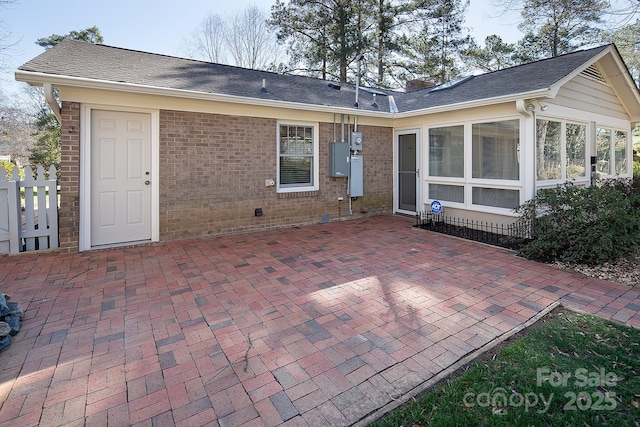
[0,0,524,99]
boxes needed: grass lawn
[370,308,640,427]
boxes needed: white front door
[91,110,151,246]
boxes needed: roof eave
[393,89,552,118]
[15,70,394,118]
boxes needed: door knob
[145,180,150,185]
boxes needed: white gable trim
[547,46,640,121]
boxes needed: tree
[36,26,103,50]
[512,31,548,64]
[607,0,640,26]
[603,20,640,85]
[369,0,428,88]
[228,6,283,70]
[27,27,104,169]
[514,0,609,59]
[0,0,18,70]
[270,0,367,82]
[269,0,329,79]
[183,13,227,63]
[0,105,39,165]
[29,107,60,168]
[269,0,467,88]
[463,35,517,72]
[403,0,473,84]
[183,7,283,71]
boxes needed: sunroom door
[395,131,420,214]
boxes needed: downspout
[43,83,62,124]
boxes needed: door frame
[393,128,422,215]
[79,105,160,251]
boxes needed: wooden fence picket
[0,165,59,254]
[0,167,20,254]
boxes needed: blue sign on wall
[430,200,443,214]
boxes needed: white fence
[0,165,59,254]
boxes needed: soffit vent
[581,64,607,84]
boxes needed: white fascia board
[15,70,392,119]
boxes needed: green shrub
[515,178,640,265]
[0,161,24,180]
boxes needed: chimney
[406,78,437,92]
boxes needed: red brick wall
[59,102,81,252]
[159,110,393,240]
[58,105,394,251]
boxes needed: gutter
[43,82,62,123]
[16,70,557,120]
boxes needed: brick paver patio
[0,216,638,426]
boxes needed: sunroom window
[596,128,612,175]
[425,119,522,211]
[537,119,587,181]
[472,187,520,209]
[429,125,464,178]
[536,120,562,180]
[615,130,628,174]
[566,123,586,179]
[472,120,520,180]
[596,127,628,176]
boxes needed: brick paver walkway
[0,216,638,426]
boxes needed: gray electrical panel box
[351,132,363,151]
[349,155,363,197]
[329,142,350,177]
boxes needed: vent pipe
[354,54,364,108]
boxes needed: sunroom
[393,44,640,227]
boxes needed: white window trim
[596,125,630,177]
[276,121,319,193]
[536,117,590,186]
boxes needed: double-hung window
[277,123,319,192]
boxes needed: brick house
[15,41,640,252]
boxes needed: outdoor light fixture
[527,100,548,112]
[535,100,549,111]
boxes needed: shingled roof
[15,39,622,115]
[397,45,612,112]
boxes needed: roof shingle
[17,39,613,114]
